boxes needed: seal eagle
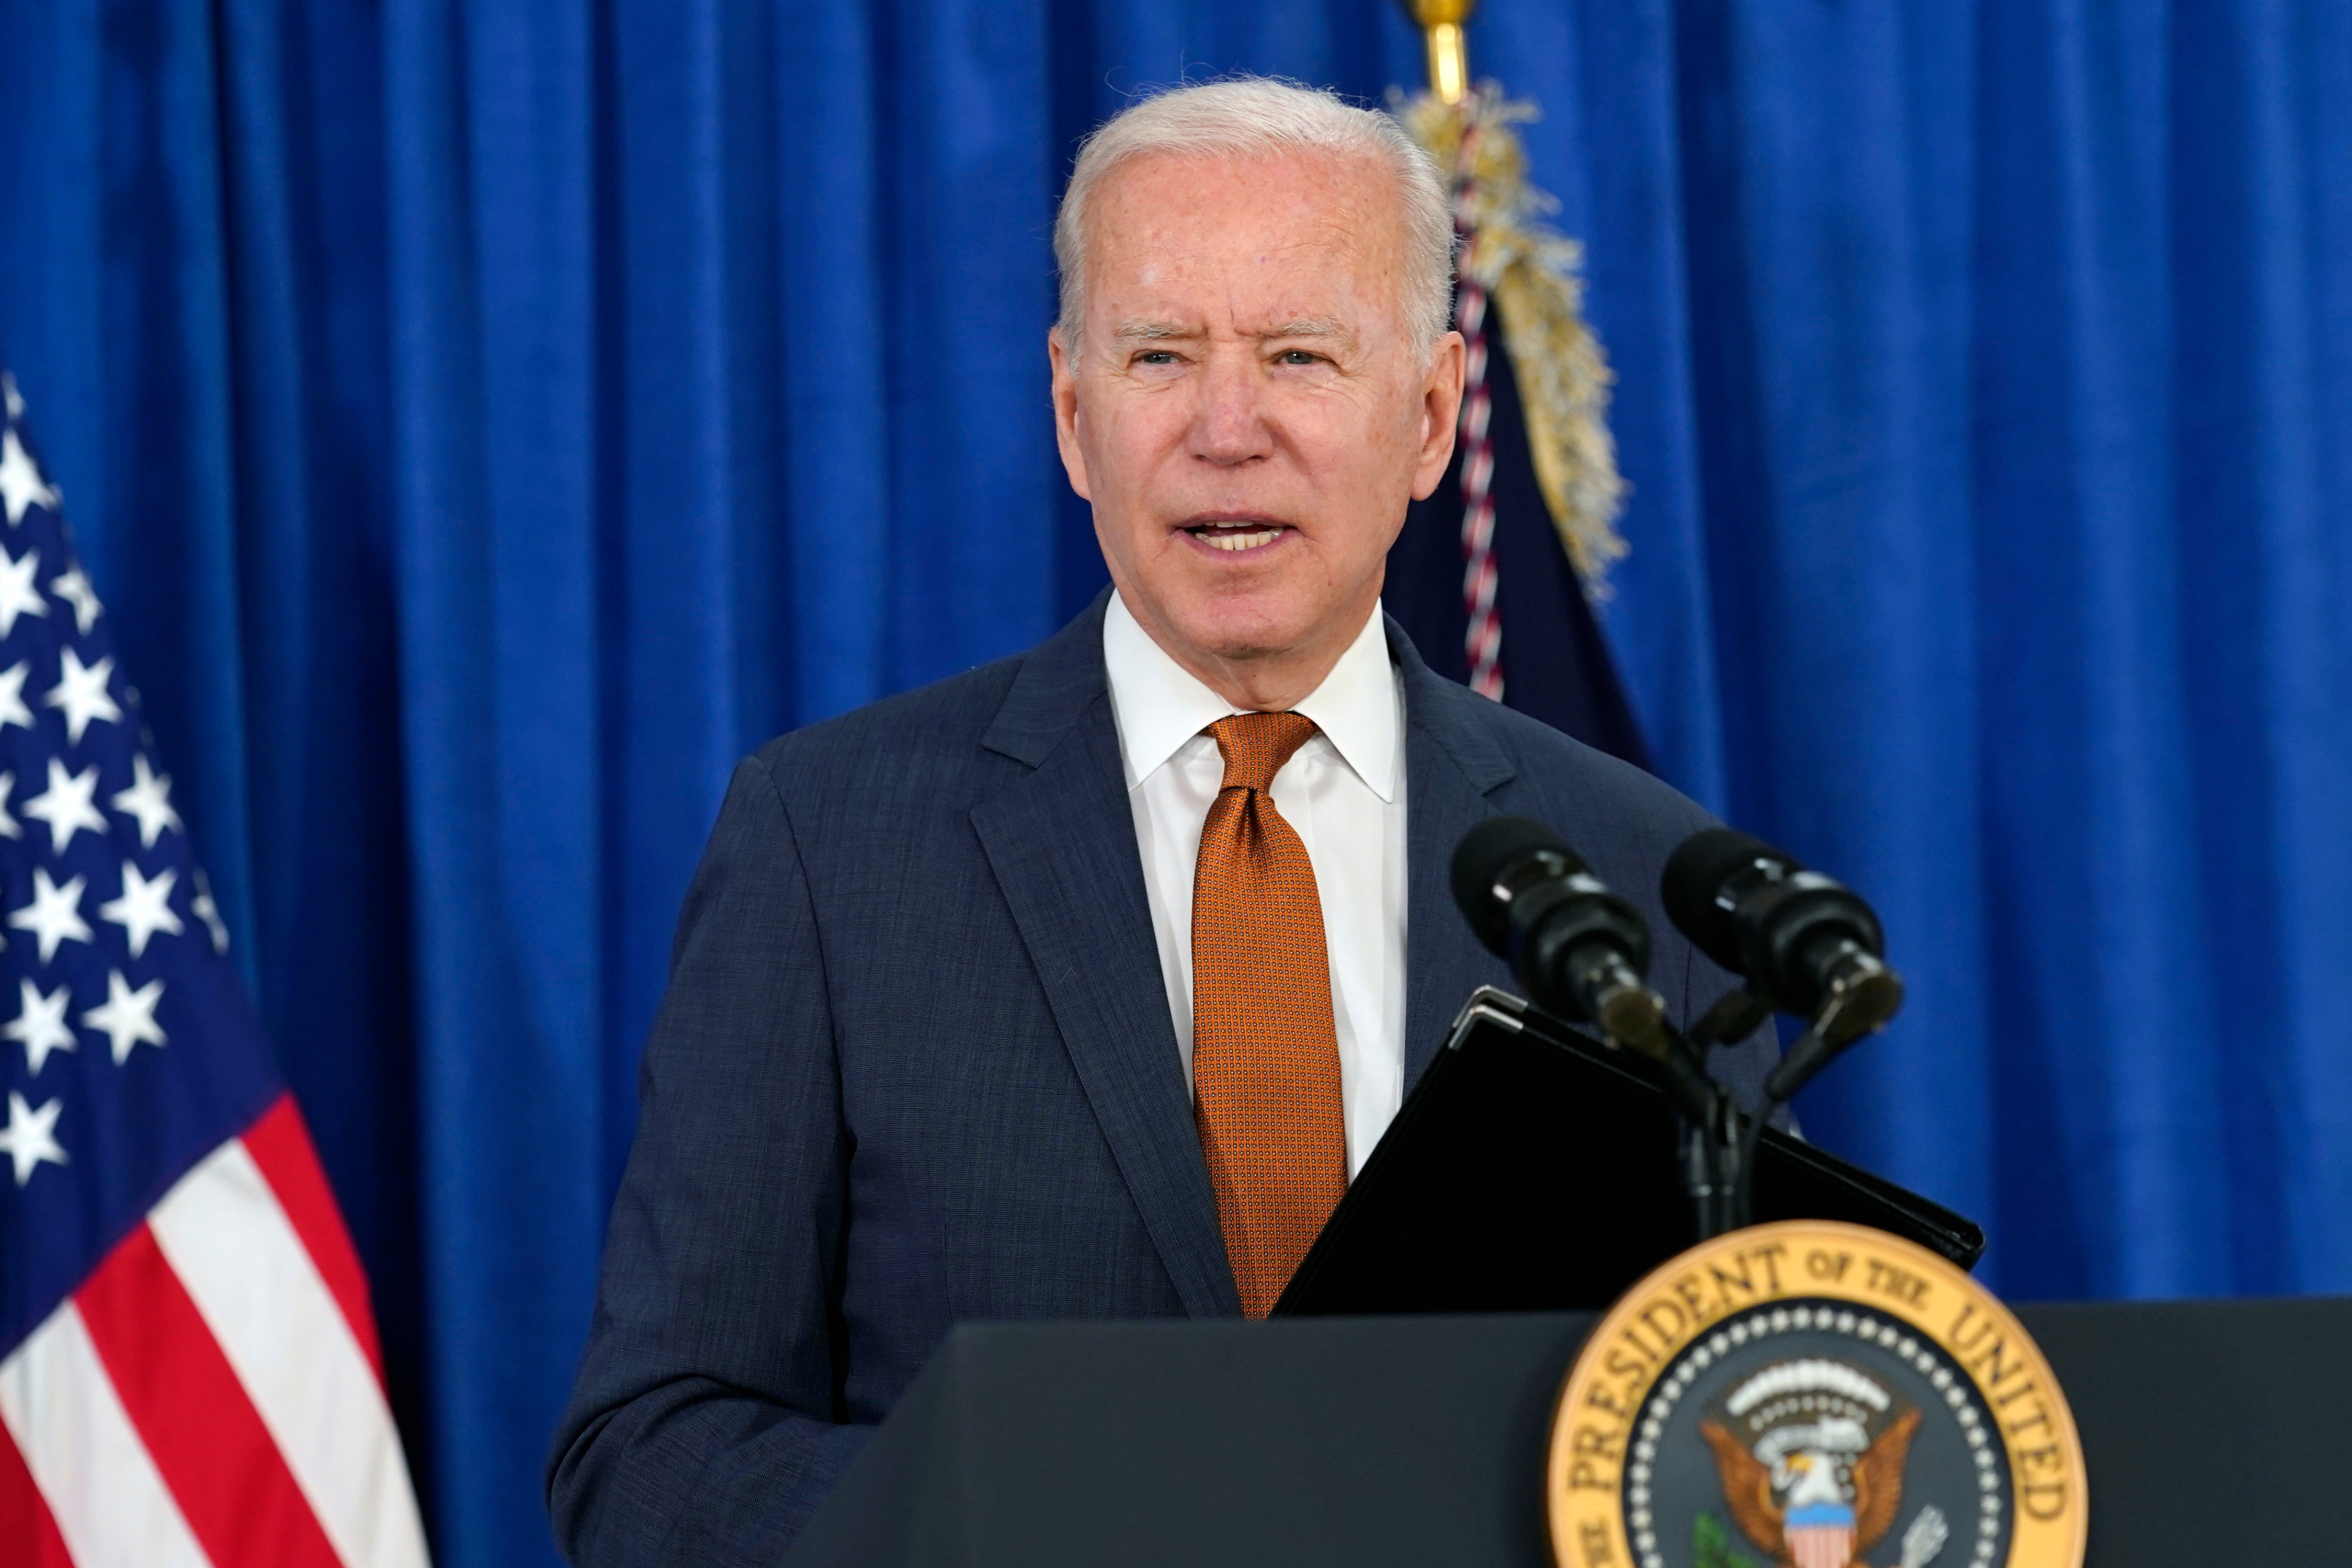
[1700,1404,1921,1568]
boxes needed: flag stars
[9,867,92,964]
[102,862,183,958]
[45,646,121,744]
[0,544,47,638]
[111,755,181,847]
[5,979,74,1075]
[48,566,101,634]
[0,427,58,527]
[22,757,106,855]
[0,771,17,840]
[84,970,165,1064]
[190,870,230,955]
[0,1092,66,1186]
[0,661,31,731]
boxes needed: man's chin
[1162,598,1325,666]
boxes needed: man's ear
[1048,328,1092,501]
[1409,329,1467,502]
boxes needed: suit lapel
[1393,619,1518,1092]
[969,603,1519,1310]
[971,599,1240,1317]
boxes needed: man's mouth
[1183,519,1290,553]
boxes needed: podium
[788,992,2336,1564]
[787,1299,2352,1567]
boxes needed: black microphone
[1661,828,1905,1095]
[1450,817,1666,1049]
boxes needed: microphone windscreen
[1450,815,1578,957]
[1661,827,1794,972]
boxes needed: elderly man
[547,78,1769,1563]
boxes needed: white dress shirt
[1102,592,1408,1176]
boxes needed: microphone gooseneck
[1448,817,1905,1242]
[1663,826,1910,1226]
[1453,816,1740,1237]
[1662,827,1905,1073]
[1450,816,1667,1054]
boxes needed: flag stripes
[0,1418,72,1567]
[240,1097,385,1381]
[0,1303,212,1566]
[149,1123,430,1568]
[0,1094,429,1567]
[76,1223,348,1568]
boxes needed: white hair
[1052,77,1456,361]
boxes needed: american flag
[0,376,429,1567]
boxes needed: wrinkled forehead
[1081,147,1409,314]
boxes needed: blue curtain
[0,1,2344,1562]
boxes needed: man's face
[1051,149,1463,680]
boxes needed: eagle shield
[1699,1358,1921,1568]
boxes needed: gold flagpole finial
[1408,0,1477,105]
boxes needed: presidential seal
[1547,1221,2084,1568]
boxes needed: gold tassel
[1397,85,1629,594]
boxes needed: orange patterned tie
[1190,711,1349,1318]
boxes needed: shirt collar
[1101,590,1400,802]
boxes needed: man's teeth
[1196,527,1285,552]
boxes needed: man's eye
[1135,350,1180,366]
[1277,350,1324,366]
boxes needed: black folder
[1274,987,1984,1315]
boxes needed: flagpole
[1409,0,1475,104]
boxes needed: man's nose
[1189,351,1272,467]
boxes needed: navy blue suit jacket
[546,595,1769,1564]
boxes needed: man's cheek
[1098,403,1184,473]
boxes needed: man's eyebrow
[1106,315,1356,345]
[1111,317,1196,341]
[1266,316,1350,339]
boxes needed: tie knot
[1207,711,1319,793]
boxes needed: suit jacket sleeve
[546,754,869,1564]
